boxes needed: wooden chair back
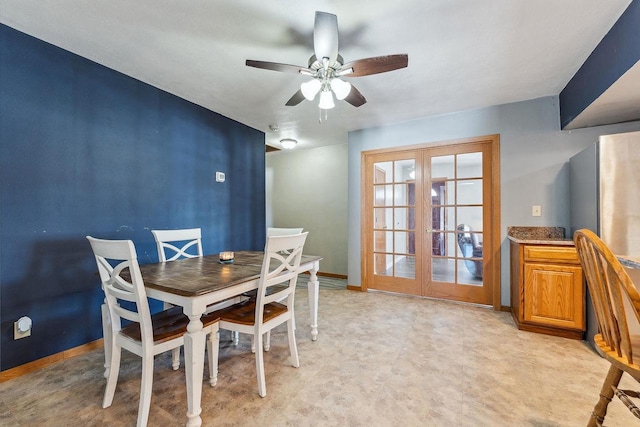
[151,228,203,262]
[574,229,640,364]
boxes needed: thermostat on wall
[215,172,225,183]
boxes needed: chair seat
[121,306,219,344]
[595,333,640,377]
[213,300,288,326]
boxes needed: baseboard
[299,271,348,280]
[346,285,363,291]
[0,338,103,383]
[317,271,347,279]
[500,305,511,312]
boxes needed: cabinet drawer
[524,245,579,264]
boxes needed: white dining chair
[245,227,304,352]
[151,227,242,367]
[87,236,220,427]
[151,228,203,369]
[151,228,203,262]
[266,228,304,349]
[211,232,308,397]
[267,227,304,237]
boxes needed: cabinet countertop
[507,236,575,246]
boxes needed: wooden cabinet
[510,241,585,339]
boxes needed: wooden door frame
[360,134,501,311]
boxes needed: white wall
[348,96,640,306]
[266,143,348,275]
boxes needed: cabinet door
[523,263,584,330]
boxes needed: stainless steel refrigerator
[570,130,640,345]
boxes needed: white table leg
[101,302,111,378]
[184,313,206,427]
[307,262,320,341]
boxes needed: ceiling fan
[246,11,408,111]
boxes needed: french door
[362,135,500,308]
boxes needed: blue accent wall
[560,0,640,128]
[0,24,265,370]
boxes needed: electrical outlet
[532,205,542,217]
[215,171,225,183]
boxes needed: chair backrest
[87,236,153,345]
[267,227,304,237]
[151,228,203,262]
[574,229,640,365]
[255,232,309,324]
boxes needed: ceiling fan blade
[246,60,311,74]
[286,89,306,106]
[340,54,408,77]
[344,85,367,107]
[314,12,339,63]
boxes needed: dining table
[101,250,322,427]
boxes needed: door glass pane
[445,232,457,257]
[373,185,393,207]
[407,231,416,254]
[407,183,416,206]
[396,255,415,279]
[458,260,483,286]
[374,208,393,230]
[432,155,454,179]
[374,231,392,252]
[394,159,415,182]
[374,162,393,183]
[458,206,482,231]
[406,208,415,231]
[431,182,443,204]
[394,208,409,229]
[457,152,482,178]
[432,232,445,255]
[444,181,456,204]
[374,253,393,276]
[457,179,482,205]
[394,184,408,205]
[473,231,483,246]
[444,207,456,231]
[394,231,410,254]
[432,258,455,282]
[432,207,444,231]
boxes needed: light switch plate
[532,205,541,217]
[215,172,225,183]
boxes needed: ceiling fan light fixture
[330,78,351,100]
[280,138,298,149]
[318,90,335,109]
[301,79,322,101]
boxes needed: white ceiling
[0,0,634,150]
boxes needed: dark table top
[138,251,322,297]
